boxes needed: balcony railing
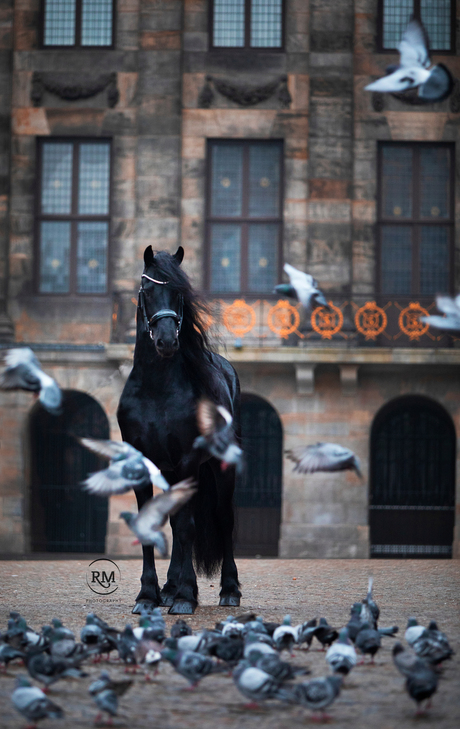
[111,293,456,349]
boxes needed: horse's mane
[146,251,221,400]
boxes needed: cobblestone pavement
[0,559,459,729]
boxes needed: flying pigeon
[290,676,342,721]
[119,478,196,554]
[12,675,64,725]
[193,399,243,473]
[275,263,329,311]
[365,18,454,102]
[420,295,460,332]
[326,629,357,676]
[0,347,62,414]
[78,437,170,495]
[286,443,363,478]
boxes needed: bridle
[138,273,184,340]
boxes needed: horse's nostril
[172,339,179,349]
[157,338,165,349]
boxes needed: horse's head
[139,246,184,358]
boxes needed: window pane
[78,143,110,215]
[81,0,113,46]
[209,224,241,292]
[213,0,245,47]
[421,0,451,50]
[382,0,413,48]
[41,143,73,215]
[381,226,412,294]
[77,222,108,293]
[249,144,280,217]
[420,147,450,219]
[248,224,278,292]
[420,227,449,295]
[39,222,71,293]
[251,0,282,47]
[381,146,413,218]
[44,0,76,45]
[210,144,243,217]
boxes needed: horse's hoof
[219,594,241,607]
[160,595,175,608]
[168,600,196,615]
[132,600,160,615]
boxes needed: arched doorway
[234,394,283,556]
[29,390,110,552]
[370,395,456,558]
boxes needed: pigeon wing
[398,19,430,69]
[196,399,231,437]
[286,444,333,473]
[3,346,41,370]
[136,479,196,531]
[435,295,460,317]
[0,363,41,391]
[78,438,137,461]
[82,463,134,496]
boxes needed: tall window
[378,143,454,295]
[378,0,454,51]
[206,140,283,293]
[42,0,114,47]
[36,139,111,295]
[211,0,283,49]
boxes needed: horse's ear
[173,246,184,265]
[144,246,155,268]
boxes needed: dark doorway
[29,390,110,553]
[234,394,283,556]
[370,395,456,558]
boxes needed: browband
[141,273,169,285]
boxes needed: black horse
[117,246,241,615]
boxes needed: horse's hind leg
[132,485,162,614]
[213,462,241,607]
[167,502,198,615]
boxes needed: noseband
[139,273,184,340]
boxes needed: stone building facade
[0,0,459,558]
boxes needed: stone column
[0,0,14,340]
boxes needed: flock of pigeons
[1,578,454,726]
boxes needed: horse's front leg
[211,460,241,607]
[167,499,198,615]
[131,484,162,614]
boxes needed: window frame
[209,0,286,52]
[376,141,455,296]
[205,138,284,296]
[40,0,117,50]
[376,0,456,54]
[35,137,113,297]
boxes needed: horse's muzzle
[154,335,179,358]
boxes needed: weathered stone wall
[0,1,14,340]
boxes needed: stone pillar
[0,1,14,340]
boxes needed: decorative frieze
[198,75,291,109]
[31,72,119,108]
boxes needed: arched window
[234,393,282,556]
[370,395,456,558]
[29,390,110,552]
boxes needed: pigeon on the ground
[420,295,460,332]
[273,615,298,654]
[193,399,243,473]
[412,624,454,665]
[89,671,133,724]
[242,616,269,636]
[0,643,24,671]
[232,663,292,708]
[365,18,454,102]
[313,618,339,651]
[326,629,357,676]
[405,665,439,716]
[79,437,170,495]
[392,643,432,678]
[12,675,64,725]
[25,649,88,689]
[346,605,363,643]
[207,635,245,664]
[0,347,62,414]
[296,618,318,649]
[161,648,220,688]
[248,650,309,682]
[49,629,87,661]
[116,625,139,670]
[244,634,277,660]
[119,478,196,554]
[290,676,342,721]
[405,618,426,647]
[275,263,329,311]
[286,443,362,478]
[80,614,118,660]
[171,619,192,639]
[133,615,165,643]
[355,622,381,664]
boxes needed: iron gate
[370,396,456,558]
[234,394,282,556]
[30,391,110,552]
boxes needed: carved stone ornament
[31,72,119,108]
[198,74,292,108]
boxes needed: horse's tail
[193,461,229,578]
